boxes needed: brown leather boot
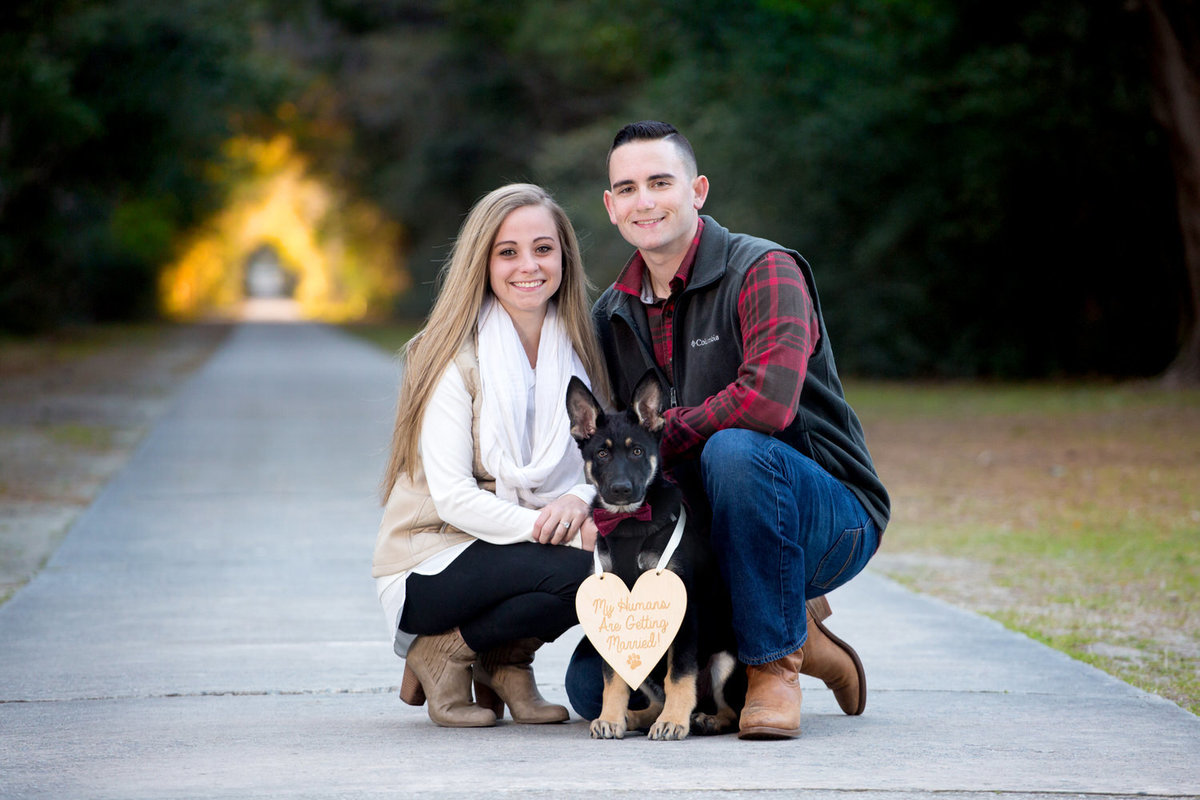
[806,595,833,622]
[801,607,867,715]
[737,650,804,740]
[400,629,496,727]
[473,638,569,724]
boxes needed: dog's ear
[566,376,604,442]
[630,370,666,433]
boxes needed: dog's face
[566,374,665,514]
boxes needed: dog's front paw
[590,717,627,739]
[647,717,689,741]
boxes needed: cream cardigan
[372,339,591,579]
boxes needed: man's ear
[566,376,603,442]
[603,189,618,225]
[692,174,709,211]
[630,371,666,433]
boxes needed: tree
[0,0,287,331]
[539,0,1182,378]
[257,0,1192,379]
[1142,0,1200,385]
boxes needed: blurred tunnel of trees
[2,0,1198,381]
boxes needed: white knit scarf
[477,298,589,508]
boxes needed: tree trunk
[1144,0,1200,386]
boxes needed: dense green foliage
[2,0,1191,378]
[284,0,1187,377]
[0,0,286,331]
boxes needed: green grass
[853,377,1200,715]
[0,323,172,370]
[847,378,1200,419]
[44,423,117,449]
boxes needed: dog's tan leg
[648,655,697,741]
[692,651,739,735]
[589,671,632,739]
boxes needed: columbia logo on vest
[690,335,720,348]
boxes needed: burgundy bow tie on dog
[592,505,653,537]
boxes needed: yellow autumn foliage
[160,135,407,321]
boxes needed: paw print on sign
[626,653,642,670]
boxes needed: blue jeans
[703,428,878,664]
[565,428,877,719]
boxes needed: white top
[376,356,594,648]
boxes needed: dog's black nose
[607,480,633,502]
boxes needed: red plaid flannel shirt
[612,220,820,469]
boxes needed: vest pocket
[811,526,863,591]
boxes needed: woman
[373,183,609,728]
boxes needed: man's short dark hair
[607,120,698,177]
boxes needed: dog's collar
[592,504,653,537]
[592,507,687,577]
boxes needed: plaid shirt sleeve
[660,250,819,470]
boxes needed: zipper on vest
[668,292,688,410]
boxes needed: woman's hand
[533,494,592,545]
[579,516,598,552]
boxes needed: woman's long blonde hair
[381,183,610,500]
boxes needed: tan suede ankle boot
[473,638,568,724]
[800,608,867,715]
[400,629,496,728]
[738,650,804,740]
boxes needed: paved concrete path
[1,322,1197,800]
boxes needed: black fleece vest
[592,216,890,534]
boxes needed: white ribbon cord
[592,507,687,577]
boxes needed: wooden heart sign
[575,569,687,690]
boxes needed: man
[568,120,890,740]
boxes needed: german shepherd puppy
[566,373,744,740]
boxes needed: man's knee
[703,430,833,500]
[700,428,768,482]
[702,429,798,499]
[702,427,758,461]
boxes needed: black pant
[399,540,592,653]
